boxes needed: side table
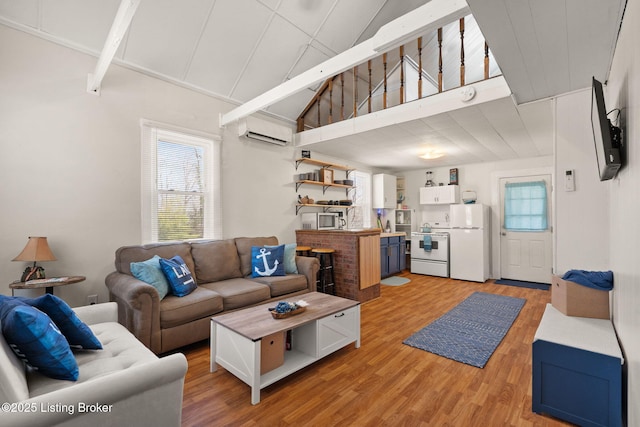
[9,276,86,296]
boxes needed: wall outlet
[87,294,98,305]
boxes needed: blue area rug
[403,292,526,368]
[495,279,550,290]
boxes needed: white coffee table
[210,292,360,404]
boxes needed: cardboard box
[260,331,285,374]
[551,275,610,319]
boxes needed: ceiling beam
[219,0,469,127]
[87,0,141,95]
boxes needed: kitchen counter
[295,229,381,302]
[381,231,406,238]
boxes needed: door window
[503,181,548,231]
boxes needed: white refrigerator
[449,204,490,282]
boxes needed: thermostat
[565,170,575,191]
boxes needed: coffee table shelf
[210,292,360,404]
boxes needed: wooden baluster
[353,65,358,117]
[297,117,304,133]
[459,17,465,87]
[399,45,405,105]
[383,53,388,109]
[418,37,423,99]
[328,78,334,124]
[438,28,443,93]
[484,42,490,80]
[340,73,345,121]
[317,96,321,128]
[368,59,372,113]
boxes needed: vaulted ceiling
[0,0,626,171]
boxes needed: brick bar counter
[295,228,381,303]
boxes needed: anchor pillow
[251,245,286,277]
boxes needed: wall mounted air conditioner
[237,116,293,146]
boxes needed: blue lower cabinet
[380,236,406,278]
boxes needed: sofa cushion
[0,297,78,381]
[191,239,242,282]
[159,287,224,329]
[201,278,271,310]
[235,236,279,277]
[24,294,102,350]
[27,321,158,398]
[130,255,171,299]
[251,245,285,277]
[159,256,197,297]
[114,242,195,277]
[251,274,309,297]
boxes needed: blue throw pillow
[24,294,102,350]
[0,296,79,381]
[266,243,298,274]
[251,245,285,277]
[159,256,197,297]
[130,255,170,299]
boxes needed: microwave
[301,212,340,230]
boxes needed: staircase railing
[296,15,500,133]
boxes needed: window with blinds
[141,121,221,243]
[504,180,548,231]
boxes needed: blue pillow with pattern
[251,245,285,277]
[24,294,102,350]
[0,296,79,381]
[159,255,197,297]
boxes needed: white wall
[554,90,611,273]
[0,26,371,307]
[604,0,640,423]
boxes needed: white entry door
[499,175,552,284]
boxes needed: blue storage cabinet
[380,235,406,278]
[532,304,623,427]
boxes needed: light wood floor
[179,273,573,426]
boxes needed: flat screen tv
[591,77,623,181]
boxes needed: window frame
[141,120,222,243]
[348,170,372,228]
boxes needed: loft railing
[296,15,501,133]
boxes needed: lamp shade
[12,237,57,262]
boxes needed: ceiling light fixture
[419,150,445,160]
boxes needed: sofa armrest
[73,302,118,325]
[3,353,188,427]
[105,271,162,353]
[295,256,320,292]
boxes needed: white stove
[410,231,450,277]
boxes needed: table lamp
[12,236,57,282]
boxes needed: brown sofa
[105,236,319,354]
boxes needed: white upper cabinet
[419,185,460,205]
[372,174,397,209]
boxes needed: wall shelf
[295,158,353,172]
[295,158,355,213]
[295,203,355,214]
